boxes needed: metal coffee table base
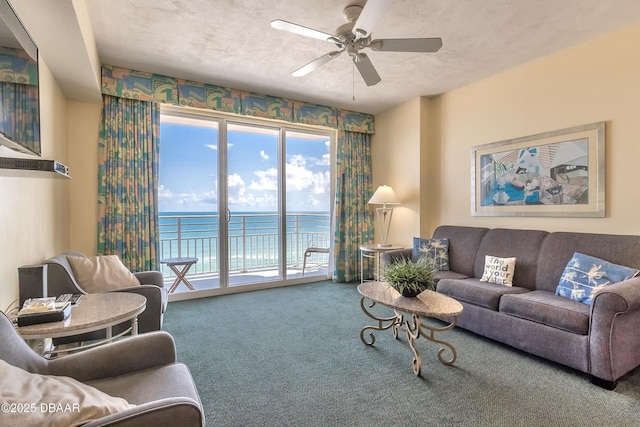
[359,297,459,376]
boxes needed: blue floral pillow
[555,252,639,305]
[412,237,450,271]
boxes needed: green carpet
[163,281,640,426]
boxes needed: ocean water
[159,212,330,274]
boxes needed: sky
[158,117,331,213]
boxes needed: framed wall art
[471,121,605,217]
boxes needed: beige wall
[375,21,640,242]
[372,97,422,246]
[0,60,70,310]
[68,101,102,254]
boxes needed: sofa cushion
[435,271,469,281]
[412,237,450,271]
[480,255,516,286]
[437,278,529,310]
[433,225,488,277]
[535,231,640,293]
[0,359,134,426]
[555,252,639,305]
[67,255,140,293]
[473,228,548,290]
[500,290,591,335]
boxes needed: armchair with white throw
[39,252,167,342]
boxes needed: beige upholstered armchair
[41,252,167,342]
[0,311,204,426]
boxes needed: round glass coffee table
[16,292,146,357]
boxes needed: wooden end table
[357,281,463,376]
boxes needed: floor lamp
[368,185,400,247]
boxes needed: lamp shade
[368,185,400,205]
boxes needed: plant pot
[401,287,423,297]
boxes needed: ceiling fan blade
[354,53,381,86]
[270,19,334,42]
[353,0,393,39]
[369,37,443,53]
[292,51,343,77]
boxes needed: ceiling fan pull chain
[352,61,356,101]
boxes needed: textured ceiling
[65,1,640,114]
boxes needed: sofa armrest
[381,248,412,266]
[82,398,204,427]
[45,259,85,296]
[589,276,640,383]
[46,331,177,382]
[135,271,165,288]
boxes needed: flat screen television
[0,0,40,156]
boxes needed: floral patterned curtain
[97,95,160,271]
[100,65,376,278]
[334,130,374,282]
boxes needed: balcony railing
[159,213,331,278]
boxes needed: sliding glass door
[159,108,333,298]
[226,123,281,285]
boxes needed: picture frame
[471,121,605,217]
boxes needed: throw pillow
[0,359,135,426]
[67,255,140,293]
[555,252,640,305]
[412,237,450,271]
[480,255,516,286]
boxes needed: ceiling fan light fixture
[354,28,368,39]
[327,36,345,49]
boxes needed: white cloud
[260,150,269,160]
[160,155,329,212]
[228,173,245,188]
[158,184,173,199]
[205,144,217,150]
[175,190,217,206]
[316,153,330,166]
[285,160,329,195]
[248,168,278,191]
[307,195,322,207]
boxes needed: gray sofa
[0,310,204,426]
[43,252,168,341]
[383,225,640,389]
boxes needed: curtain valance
[101,65,374,134]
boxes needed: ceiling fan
[270,0,442,86]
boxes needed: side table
[360,244,405,284]
[16,292,146,357]
[161,257,198,293]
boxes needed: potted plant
[382,256,437,297]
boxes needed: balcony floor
[165,265,329,294]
